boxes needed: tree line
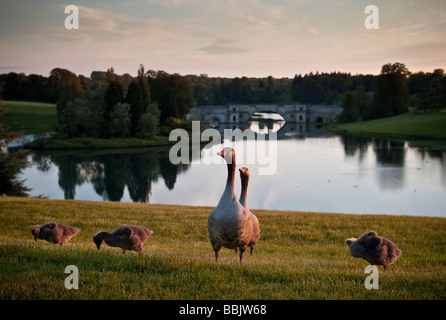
[1,62,445,128]
[188,72,375,107]
[0,65,195,138]
[337,63,446,123]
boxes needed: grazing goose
[31,222,80,245]
[239,167,260,255]
[208,148,253,264]
[93,224,153,254]
[345,231,402,270]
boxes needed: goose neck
[226,162,236,188]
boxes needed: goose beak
[217,150,225,158]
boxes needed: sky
[0,0,445,78]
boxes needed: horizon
[1,1,445,78]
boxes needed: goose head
[93,231,107,250]
[345,237,357,247]
[239,167,250,179]
[218,147,236,164]
[31,225,40,241]
[345,237,361,258]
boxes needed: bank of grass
[0,100,57,135]
[24,135,175,149]
[0,196,445,300]
[326,111,446,147]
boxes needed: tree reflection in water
[30,147,191,203]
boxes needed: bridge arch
[230,104,306,124]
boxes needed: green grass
[0,196,445,300]
[326,111,446,147]
[24,136,175,150]
[0,100,57,135]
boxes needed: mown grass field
[326,111,446,147]
[0,196,445,300]
[0,100,57,135]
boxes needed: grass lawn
[326,111,446,146]
[0,196,445,300]
[0,100,57,135]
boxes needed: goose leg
[239,247,246,264]
[214,250,219,262]
[122,249,126,254]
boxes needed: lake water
[17,121,446,217]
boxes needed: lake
[17,121,446,217]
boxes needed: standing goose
[31,222,80,245]
[345,231,402,270]
[93,224,153,254]
[239,167,260,255]
[208,148,253,264]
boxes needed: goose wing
[362,234,383,249]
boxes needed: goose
[345,231,402,270]
[239,167,260,255]
[208,148,253,264]
[93,224,153,254]
[31,222,80,245]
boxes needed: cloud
[198,39,249,55]
[0,66,24,72]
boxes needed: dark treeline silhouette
[1,63,445,127]
[171,64,446,124]
[187,72,375,107]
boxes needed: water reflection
[248,112,286,134]
[30,147,192,202]
[17,121,446,216]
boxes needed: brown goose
[31,222,80,245]
[93,224,153,254]
[345,231,402,270]
[239,167,260,255]
[208,148,253,264]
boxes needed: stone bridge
[186,104,342,124]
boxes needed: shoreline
[3,195,445,219]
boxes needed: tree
[48,68,83,137]
[300,76,325,104]
[372,63,410,119]
[2,72,28,100]
[126,80,144,136]
[109,103,131,138]
[137,64,151,112]
[150,71,194,123]
[338,86,371,123]
[422,73,445,112]
[26,74,46,101]
[137,103,160,138]
[103,69,123,137]
[0,109,30,196]
[126,65,153,136]
[64,98,102,137]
